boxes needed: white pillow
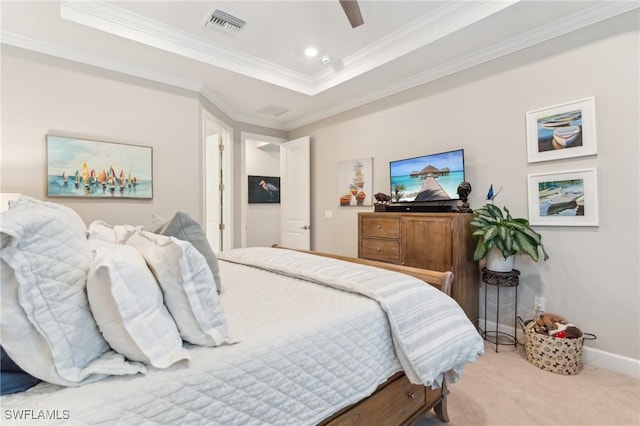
[126,230,230,346]
[0,197,144,386]
[146,214,170,234]
[87,244,190,368]
[87,220,141,245]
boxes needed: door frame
[202,109,233,252]
[240,132,286,247]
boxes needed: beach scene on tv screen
[390,150,464,202]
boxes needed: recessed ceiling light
[304,47,318,58]
[321,56,333,65]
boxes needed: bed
[0,197,484,425]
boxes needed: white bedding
[2,247,483,425]
[1,259,403,425]
[219,247,484,387]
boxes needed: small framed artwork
[337,157,373,206]
[248,175,280,204]
[526,97,597,163]
[527,168,598,226]
[46,135,153,199]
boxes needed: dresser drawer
[360,238,400,264]
[360,216,400,238]
[326,374,426,426]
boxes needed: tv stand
[358,212,479,321]
[380,204,452,213]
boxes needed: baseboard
[582,347,640,378]
[481,319,640,378]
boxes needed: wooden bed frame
[273,247,453,425]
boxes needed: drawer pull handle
[408,392,416,399]
[376,248,381,252]
[377,225,382,229]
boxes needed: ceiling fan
[339,0,364,28]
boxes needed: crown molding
[59,0,315,95]
[310,0,518,92]
[3,1,637,132]
[0,31,203,93]
[281,1,640,130]
[0,30,268,127]
[59,0,520,96]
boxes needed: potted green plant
[471,204,549,272]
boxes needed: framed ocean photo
[46,135,153,199]
[527,168,598,226]
[525,97,597,163]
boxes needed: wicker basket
[521,319,593,375]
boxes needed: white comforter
[218,247,484,387]
[1,248,482,425]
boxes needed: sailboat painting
[46,135,153,199]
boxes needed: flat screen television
[389,148,465,203]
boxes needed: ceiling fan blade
[339,0,364,28]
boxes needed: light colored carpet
[416,341,640,426]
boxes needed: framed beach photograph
[526,97,597,163]
[337,157,372,206]
[527,168,598,226]
[46,135,153,199]
[248,175,280,204]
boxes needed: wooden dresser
[358,212,479,322]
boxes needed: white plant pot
[485,247,515,272]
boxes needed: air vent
[204,9,246,34]
[256,105,290,117]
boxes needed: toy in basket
[520,313,596,375]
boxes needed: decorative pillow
[0,197,145,386]
[0,346,40,395]
[146,214,170,234]
[87,244,191,368]
[87,220,141,245]
[126,230,230,346]
[160,212,222,294]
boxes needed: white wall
[1,48,288,234]
[245,139,281,247]
[289,12,640,361]
[1,48,202,227]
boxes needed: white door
[204,111,233,252]
[280,136,311,250]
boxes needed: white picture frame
[526,97,597,163]
[46,135,153,199]
[527,168,599,227]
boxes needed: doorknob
[300,225,311,230]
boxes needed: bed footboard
[319,372,449,425]
[271,246,453,296]
[273,246,453,424]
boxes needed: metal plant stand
[481,267,520,352]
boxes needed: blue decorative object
[486,184,494,200]
[486,184,503,203]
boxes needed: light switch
[324,210,333,219]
